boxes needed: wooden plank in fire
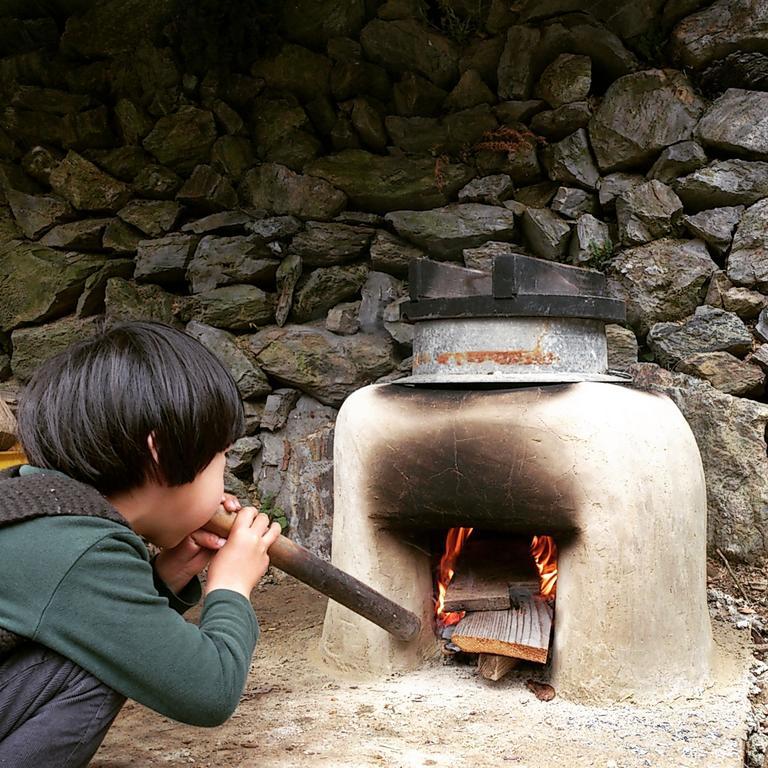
[443,538,540,613]
[451,598,554,664]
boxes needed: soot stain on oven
[365,384,583,534]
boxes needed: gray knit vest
[0,466,130,659]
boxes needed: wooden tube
[204,506,421,642]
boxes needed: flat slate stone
[696,89,768,159]
[728,198,768,290]
[672,159,768,211]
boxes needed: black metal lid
[400,254,626,324]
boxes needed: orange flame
[435,527,473,626]
[531,535,558,597]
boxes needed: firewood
[452,597,553,663]
[443,538,539,613]
[477,653,519,681]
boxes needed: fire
[435,527,473,626]
[531,535,558,597]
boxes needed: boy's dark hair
[17,321,245,496]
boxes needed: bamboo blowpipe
[204,505,421,642]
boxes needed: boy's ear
[146,432,160,465]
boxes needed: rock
[291,263,369,323]
[473,125,542,186]
[10,315,103,382]
[630,362,768,563]
[598,172,645,210]
[307,151,474,213]
[542,128,600,191]
[497,25,541,99]
[705,269,735,308]
[750,343,768,371]
[670,0,768,71]
[290,222,374,267]
[260,389,301,433]
[444,70,496,111]
[326,302,361,335]
[728,199,768,290]
[103,220,142,255]
[494,100,547,124]
[359,272,404,334]
[589,70,705,172]
[673,160,768,211]
[0,240,104,332]
[181,211,254,236]
[350,98,387,152]
[210,135,254,181]
[382,297,414,346]
[135,235,199,285]
[676,351,765,397]
[723,286,768,318]
[360,19,459,89]
[114,98,153,145]
[606,324,638,371]
[187,236,279,293]
[10,86,93,116]
[49,152,131,213]
[280,0,366,49]
[757,307,768,343]
[176,165,237,212]
[142,107,218,175]
[75,259,135,317]
[385,203,516,259]
[5,189,73,239]
[392,72,447,117]
[0,207,20,247]
[251,324,398,407]
[607,238,718,336]
[185,320,271,400]
[534,54,591,108]
[683,206,743,255]
[242,401,263,435]
[647,140,708,184]
[183,285,275,331]
[225,435,262,478]
[647,305,753,367]
[275,253,302,327]
[696,89,768,159]
[370,230,424,277]
[569,214,613,266]
[133,164,182,201]
[117,200,181,237]
[60,0,174,58]
[241,163,347,220]
[463,241,524,271]
[21,145,63,186]
[529,102,592,141]
[104,277,179,326]
[550,186,597,220]
[251,44,331,102]
[40,218,111,251]
[252,394,337,556]
[247,216,302,240]
[615,180,684,246]
[521,207,572,260]
[515,181,559,208]
[84,147,149,183]
[458,174,514,205]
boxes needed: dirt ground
[91,560,761,768]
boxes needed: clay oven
[321,254,713,703]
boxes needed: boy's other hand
[154,493,240,594]
[204,506,281,599]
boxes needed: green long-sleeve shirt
[0,512,259,726]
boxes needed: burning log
[443,539,539,613]
[451,597,553,663]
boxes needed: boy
[0,321,281,767]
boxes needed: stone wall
[2,0,768,562]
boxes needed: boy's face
[152,450,228,548]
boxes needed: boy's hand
[205,506,282,599]
[154,493,242,594]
